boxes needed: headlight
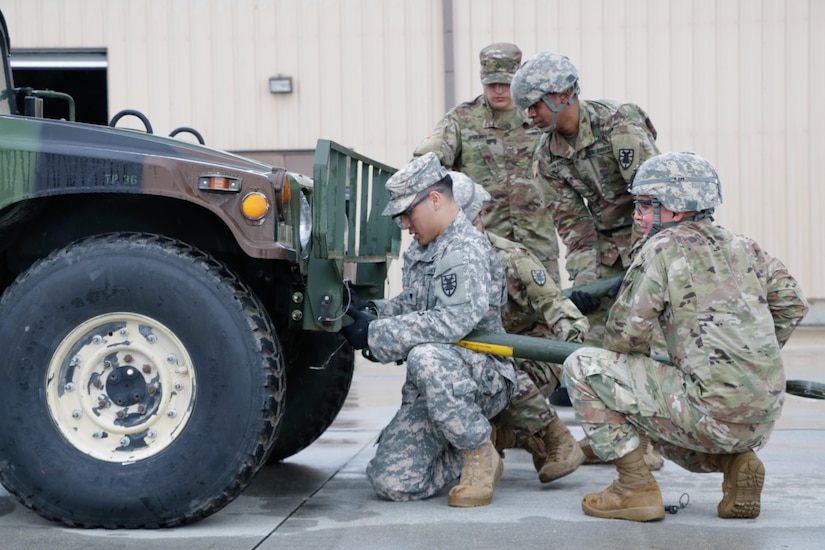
[299,191,311,255]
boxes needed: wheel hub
[106,365,147,407]
[47,312,196,463]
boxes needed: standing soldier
[341,153,516,508]
[451,171,589,483]
[414,43,560,284]
[563,152,809,522]
[510,51,660,340]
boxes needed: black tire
[268,330,355,461]
[0,233,284,528]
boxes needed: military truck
[0,10,399,528]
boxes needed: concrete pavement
[1,327,823,549]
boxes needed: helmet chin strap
[646,203,715,240]
[539,86,577,134]
[646,200,665,239]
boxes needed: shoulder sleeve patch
[433,250,470,305]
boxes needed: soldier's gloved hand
[569,290,601,315]
[606,276,625,299]
[341,309,372,350]
[349,300,377,316]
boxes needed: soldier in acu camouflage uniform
[510,51,661,345]
[413,43,560,284]
[562,152,809,522]
[340,153,516,508]
[451,171,589,484]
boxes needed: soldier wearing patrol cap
[452,171,590,484]
[510,52,660,343]
[341,152,517,507]
[563,152,809,522]
[413,43,561,285]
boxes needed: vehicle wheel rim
[46,312,196,462]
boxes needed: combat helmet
[510,52,580,112]
[510,52,580,133]
[629,152,721,238]
[450,171,490,222]
[629,152,722,213]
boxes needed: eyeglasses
[633,199,654,214]
[392,189,446,227]
[392,192,430,227]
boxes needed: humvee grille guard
[295,139,399,332]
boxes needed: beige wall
[4,0,823,317]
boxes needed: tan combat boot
[715,450,765,519]
[581,444,665,522]
[527,417,585,483]
[491,422,516,458]
[447,439,503,507]
[579,434,664,471]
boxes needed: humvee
[0,10,398,528]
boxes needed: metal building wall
[448,0,824,315]
[3,0,822,311]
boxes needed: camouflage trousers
[366,343,514,501]
[563,347,775,471]
[491,360,561,447]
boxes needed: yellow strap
[456,340,514,357]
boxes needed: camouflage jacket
[368,212,512,371]
[534,99,659,283]
[413,95,558,268]
[487,231,588,342]
[605,219,809,424]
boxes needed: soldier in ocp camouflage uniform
[340,153,516,508]
[413,43,560,284]
[451,171,589,484]
[510,51,661,346]
[562,152,809,522]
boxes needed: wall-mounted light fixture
[269,75,293,94]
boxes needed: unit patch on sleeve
[618,148,635,170]
[441,273,458,297]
